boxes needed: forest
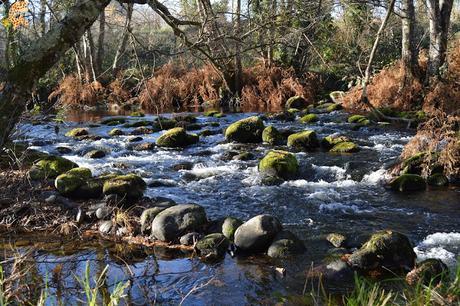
[0,0,459,304]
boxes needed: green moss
[222,217,243,241]
[156,127,199,148]
[196,233,229,258]
[327,103,342,112]
[225,116,265,143]
[285,96,308,109]
[65,128,88,138]
[55,167,92,195]
[214,112,226,118]
[321,135,350,150]
[109,128,124,136]
[287,130,319,151]
[130,111,145,117]
[204,110,220,117]
[29,156,78,180]
[390,174,426,192]
[330,141,359,153]
[287,108,300,114]
[259,150,299,179]
[101,117,127,126]
[348,115,370,125]
[123,120,153,128]
[103,173,147,199]
[76,174,118,199]
[262,126,282,145]
[299,114,318,123]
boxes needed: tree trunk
[39,0,47,36]
[112,3,134,76]
[233,0,243,96]
[96,10,106,75]
[0,0,111,148]
[426,0,453,81]
[401,0,417,85]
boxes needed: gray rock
[180,232,203,246]
[99,220,113,235]
[85,150,106,159]
[221,217,243,241]
[140,202,175,234]
[267,230,305,258]
[96,206,112,220]
[234,215,282,252]
[151,204,207,242]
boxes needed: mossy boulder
[258,150,299,180]
[109,128,124,136]
[389,174,426,192]
[330,141,359,153]
[156,127,199,148]
[262,126,283,145]
[102,174,147,199]
[348,115,370,125]
[287,108,300,114]
[196,233,229,259]
[267,230,305,258]
[151,204,207,242]
[76,174,118,199]
[140,203,176,234]
[123,120,153,128]
[348,230,416,274]
[287,130,319,151]
[285,96,308,109]
[300,114,318,124]
[321,135,350,150]
[152,117,177,130]
[85,150,106,159]
[130,111,145,117]
[266,111,295,122]
[225,116,265,143]
[427,173,449,187]
[234,215,282,253]
[221,217,243,241]
[406,259,449,286]
[29,156,78,180]
[326,103,342,112]
[55,167,92,196]
[173,114,197,123]
[65,128,88,138]
[204,110,220,117]
[401,152,426,175]
[101,117,127,126]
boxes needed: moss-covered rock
[196,233,229,259]
[29,156,78,180]
[389,174,426,192]
[76,174,118,199]
[103,174,147,199]
[427,173,449,187]
[287,130,319,151]
[130,111,145,117]
[330,141,359,153]
[204,110,220,117]
[123,120,153,128]
[348,115,370,125]
[109,128,124,136]
[348,230,416,275]
[101,117,127,126]
[300,114,318,124]
[55,167,92,195]
[140,203,175,234]
[156,127,199,148]
[321,135,350,150]
[267,230,305,258]
[266,111,295,122]
[173,114,197,123]
[225,116,265,143]
[401,152,426,175]
[262,126,283,145]
[221,217,243,241]
[285,96,308,109]
[406,259,449,286]
[258,150,299,179]
[152,117,177,130]
[326,103,342,112]
[85,150,106,159]
[65,128,88,138]
[326,233,347,248]
[287,108,300,114]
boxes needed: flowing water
[4,110,460,304]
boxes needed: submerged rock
[285,96,308,109]
[156,127,199,148]
[299,114,318,124]
[259,150,299,180]
[267,230,305,258]
[65,128,88,138]
[427,173,449,187]
[330,141,359,153]
[103,174,147,199]
[151,204,207,242]
[196,233,229,259]
[55,167,92,196]
[234,215,282,253]
[29,156,78,180]
[225,116,265,143]
[348,230,416,275]
[171,162,194,171]
[262,126,283,145]
[287,130,319,151]
[266,111,295,122]
[307,260,355,290]
[406,259,449,286]
[389,174,426,192]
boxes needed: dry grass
[49,76,105,108]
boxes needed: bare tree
[401,0,418,85]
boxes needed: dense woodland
[0,0,459,304]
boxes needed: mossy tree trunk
[0,0,111,149]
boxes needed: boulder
[123,120,152,128]
[287,130,319,151]
[156,127,199,148]
[101,118,127,126]
[75,174,118,199]
[330,142,359,153]
[406,259,449,286]
[262,126,283,145]
[234,215,282,252]
[56,147,72,154]
[427,173,449,187]
[130,111,145,117]
[266,111,295,122]
[225,116,265,143]
[152,117,177,130]
[132,143,156,151]
[109,128,124,136]
[348,115,370,125]
[267,230,305,258]
[65,128,88,138]
[348,230,416,274]
[258,150,299,180]
[326,103,342,112]
[99,220,114,235]
[299,114,318,124]
[196,233,229,259]
[180,232,203,246]
[102,174,147,199]
[204,110,219,117]
[85,150,106,159]
[389,174,426,192]
[173,114,197,123]
[232,152,254,161]
[131,127,154,135]
[55,167,92,196]
[221,217,243,241]
[29,156,78,180]
[128,136,143,143]
[151,204,207,242]
[285,96,308,109]
[140,202,176,234]
[321,135,350,150]
[326,233,348,248]
[306,260,355,290]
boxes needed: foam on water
[361,168,390,185]
[319,202,373,214]
[414,232,460,268]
